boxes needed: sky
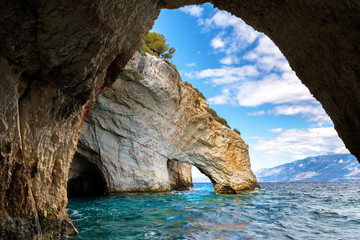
[151,3,350,182]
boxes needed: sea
[66,182,360,239]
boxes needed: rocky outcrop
[0,0,359,239]
[68,147,193,195]
[0,1,162,238]
[72,52,258,195]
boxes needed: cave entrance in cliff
[153,3,337,174]
[67,154,106,197]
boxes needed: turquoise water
[67,182,360,239]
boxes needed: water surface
[67,182,360,239]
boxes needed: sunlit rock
[72,52,259,195]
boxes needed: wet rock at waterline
[70,52,258,195]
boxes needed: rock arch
[0,0,359,238]
[75,52,258,195]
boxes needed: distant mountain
[255,154,360,182]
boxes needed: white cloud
[268,128,283,133]
[198,10,260,65]
[185,9,315,107]
[208,95,228,105]
[186,62,197,67]
[186,65,258,85]
[220,56,238,65]
[180,5,204,17]
[255,127,349,156]
[183,7,331,129]
[244,35,291,72]
[210,37,225,49]
[208,89,233,105]
[201,11,259,45]
[235,71,313,107]
[270,104,332,125]
[247,110,265,116]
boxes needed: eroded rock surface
[0,0,359,239]
[167,159,193,191]
[69,139,194,194]
[74,52,258,195]
[0,1,162,238]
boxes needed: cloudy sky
[152,3,349,182]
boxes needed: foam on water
[67,182,360,239]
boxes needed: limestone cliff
[0,1,162,238]
[0,0,359,239]
[69,145,193,195]
[72,52,258,195]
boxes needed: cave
[67,154,106,197]
[0,0,359,239]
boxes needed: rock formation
[167,159,193,191]
[69,52,257,196]
[69,146,194,195]
[0,0,359,239]
[0,1,162,238]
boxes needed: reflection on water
[67,182,360,239]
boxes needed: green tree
[141,32,176,60]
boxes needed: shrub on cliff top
[140,32,176,60]
[206,107,230,128]
[140,32,179,75]
[183,81,206,100]
[233,129,241,135]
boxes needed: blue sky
[151,3,349,182]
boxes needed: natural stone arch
[75,52,258,195]
[0,0,359,239]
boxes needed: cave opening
[153,3,347,173]
[192,165,212,184]
[67,154,106,197]
[166,159,215,191]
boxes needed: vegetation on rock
[140,32,176,60]
[140,31,179,75]
[206,107,230,128]
[183,81,206,100]
[233,129,241,135]
[140,33,228,129]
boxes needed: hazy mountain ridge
[256,154,360,182]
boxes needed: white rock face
[70,52,259,194]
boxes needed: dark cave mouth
[67,170,106,197]
[67,155,107,197]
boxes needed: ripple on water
[67,182,360,240]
